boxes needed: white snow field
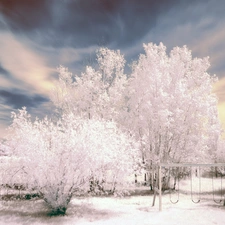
[0,177,225,225]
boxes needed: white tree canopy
[51,48,127,121]
[127,43,221,164]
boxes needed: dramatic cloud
[0,32,54,95]
[0,0,225,138]
[1,0,178,48]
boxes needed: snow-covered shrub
[3,108,138,215]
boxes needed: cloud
[0,31,56,138]
[0,102,14,138]
[0,103,13,123]
[213,77,225,131]
[0,0,186,49]
[0,0,51,31]
[0,89,48,109]
[213,77,225,102]
[147,0,225,77]
[0,64,10,75]
[0,32,54,95]
[217,101,225,135]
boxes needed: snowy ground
[0,177,225,225]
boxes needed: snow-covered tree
[3,108,138,215]
[127,43,221,166]
[97,47,128,121]
[51,43,222,168]
[216,138,225,162]
[51,48,127,121]
[2,42,222,214]
[51,65,101,119]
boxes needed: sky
[0,0,225,139]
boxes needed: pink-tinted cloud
[0,32,54,95]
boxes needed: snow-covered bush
[3,108,138,215]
